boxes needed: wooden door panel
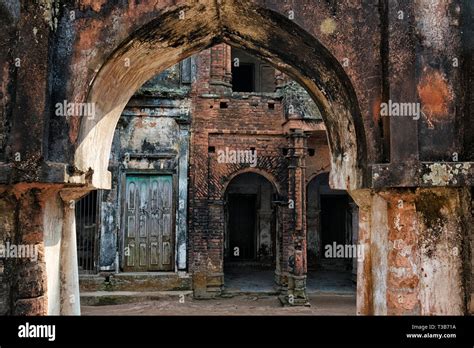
[150,242,159,266]
[148,178,160,270]
[125,180,138,270]
[139,243,147,266]
[127,243,135,267]
[124,175,175,272]
[162,242,171,265]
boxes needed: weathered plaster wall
[95,61,192,272]
[352,187,470,315]
[415,188,468,315]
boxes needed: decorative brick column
[209,43,232,94]
[283,129,309,306]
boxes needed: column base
[279,275,310,306]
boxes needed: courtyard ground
[81,293,356,316]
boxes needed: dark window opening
[208,146,215,153]
[308,148,315,156]
[232,63,254,92]
[220,101,228,109]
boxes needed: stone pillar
[43,191,64,315]
[59,190,88,315]
[349,189,374,315]
[284,129,309,306]
[350,187,469,315]
[381,188,468,315]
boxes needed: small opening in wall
[308,148,315,156]
[282,148,288,156]
[220,101,228,109]
[250,147,256,152]
[268,102,275,110]
[210,104,213,109]
[208,146,216,153]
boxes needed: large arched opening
[73,0,367,192]
[65,0,368,312]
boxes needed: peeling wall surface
[98,60,192,272]
[0,0,472,316]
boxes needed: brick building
[77,44,357,305]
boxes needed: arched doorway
[306,173,358,295]
[223,172,278,292]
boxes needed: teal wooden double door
[124,175,174,271]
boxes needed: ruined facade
[78,45,356,303]
[0,0,473,315]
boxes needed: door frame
[119,168,178,272]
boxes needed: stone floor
[224,265,356,294]
[81,293,356,315]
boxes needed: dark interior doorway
[306,173,357,295]
[223,172,277,292]
[227,193,257,260]
[321,194,349,255]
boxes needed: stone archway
[74,0,367,192]
[1,0,471,318]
